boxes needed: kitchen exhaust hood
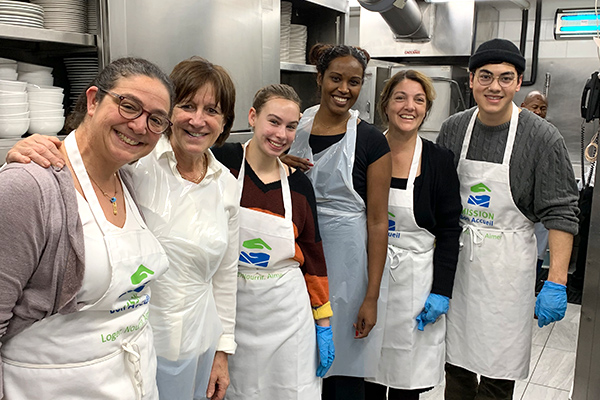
[358,0,430,42]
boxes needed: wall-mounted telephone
[581,71,600,122]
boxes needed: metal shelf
[0,24,96,47]
[280,62,317,73]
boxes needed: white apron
[130,139,226,400]
[369,136,444,389]
[227,140,319,400]
[288,105,387,378]
[1,132,169,400]
[445,104,537,380]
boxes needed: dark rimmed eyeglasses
[98,87,172,134]
[476,71,517,88]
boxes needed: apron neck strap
[406,135,422,189]
[460,103,519,166]
[238,139,293,220]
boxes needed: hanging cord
[581,121,586,185]
[584,125,600,188]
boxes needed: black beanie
[468,38,526,74]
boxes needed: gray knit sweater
[437,107,579,235]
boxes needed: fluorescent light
[555,8,600,39]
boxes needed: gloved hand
[535,280,567,328]
[416,293,449,331]
[315,324,335,377]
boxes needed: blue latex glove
[416,293,449,331]
[535,280,567,328]
[315,324,335,377]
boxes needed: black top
[391,139,461,298]
[308,120,390,203]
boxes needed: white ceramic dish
[0,102,28,114]
[26,84,64,93]
[28,91,63,104]
[28,116,65,135]
[29,108,64,118]
[0,79,27,92]
[28,100,64,111]
[0,110,28,118]
[0,117,29,138]
[16,62,53,73]
[0,91,27,103]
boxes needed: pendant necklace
[88,172,119,215]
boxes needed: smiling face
[85,75,170,167]
[169,83,225,160]
[470,62,522,126]
[386,78,427,136]
[318,55,364,116]
[249,97,300,159]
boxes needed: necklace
[88,172,119,216]
[177,153,207,184]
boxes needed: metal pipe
[522,0,542,86]
[519,8,529,56]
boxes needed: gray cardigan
[0,162,137,397]
[437,107,579,235]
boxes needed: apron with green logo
[446,104,537,380]
[2,132,169,399]
[227,140,319,400]
[368,135,444,389]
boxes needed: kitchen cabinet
[280,0,349,111]
[0,3,101,157]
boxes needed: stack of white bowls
[0,79,29,138]
[0,57,17,80]
[17,61,53,86]
[27,84,65,135]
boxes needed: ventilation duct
[358,0,430,42]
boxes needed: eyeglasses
[476,72,517,88]
[98,87,172,134]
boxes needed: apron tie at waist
[460,225,485,261]
[122,341,144,400]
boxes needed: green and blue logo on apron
[467,183,491,208]
[239,238,272,267]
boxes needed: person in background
[520,90,547,119]
[0,57,174,399]
[438,38,579,400]
[6,56,240,400]
[283,43,392,400]
[364,70,461,400]
[211,84,334,399]
[520,90,550,285]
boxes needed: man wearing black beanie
[437,38,579,399]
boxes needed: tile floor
[420,303,581,400]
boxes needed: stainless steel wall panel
[105,0,277,132]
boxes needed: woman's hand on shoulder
[6,134,64,168]
[280,153,313,172]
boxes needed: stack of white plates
[0,0,44,28]
[17,61,53,86]
[0,78,29,138]
[63,56,98,107]
[0,57,17,81]
[31,0,86,33]
[87,0,97,34]
[280,1,292,62]
[27,84,65,135]
[289,24,308,64]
